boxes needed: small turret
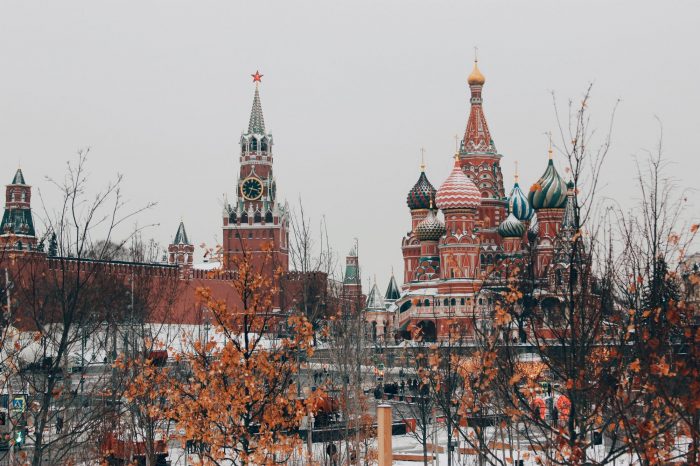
[168,221,194,271]
[1,169,38,251]
[342,243,363,300]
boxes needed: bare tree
[9,150,156,465]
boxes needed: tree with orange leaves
[161,244,319,465]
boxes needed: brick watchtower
[168,221,194,278]
[0,169,38,251]
[222,72,289,289]
[342,244,362,300]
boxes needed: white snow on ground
[162,429,691,465]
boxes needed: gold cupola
[467,59,486,86]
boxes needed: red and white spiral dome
[435,158,482,210]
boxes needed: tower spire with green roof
[247,71,266,134]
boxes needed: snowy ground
[163,427,690,465]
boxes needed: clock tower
[222,72,289,290]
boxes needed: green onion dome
[498,213,526,238]
[415,209,446,241]
[407,170,436,210]
[528,158,568,210]
[508,181,534,221]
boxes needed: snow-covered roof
[193,261,222,271]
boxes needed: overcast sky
[1,1,698,292]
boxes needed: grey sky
[1,1,698,291]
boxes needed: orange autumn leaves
[122,247,318,465]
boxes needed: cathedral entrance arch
[416,320,437,342]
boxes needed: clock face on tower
[241,177,263,200]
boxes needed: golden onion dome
[468,60,485,86]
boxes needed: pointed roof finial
[514,161,519,184]
[420,147,426,172]
[547,131,553,160]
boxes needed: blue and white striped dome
[498,213,526,238]
[508,182,534,221]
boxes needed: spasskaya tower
[222,71,289,280]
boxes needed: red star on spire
[251,70,263,83]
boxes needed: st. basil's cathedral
[366,59,577,342]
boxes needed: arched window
[443,298,449,306]
[241,212,249,223]
[260,137,268,151]
[450,298,456,306]
[229,212,237,223]
[416,300,422,307]
[254,211,262,223]
[265,211,273,223]
[250,138,258,151]
[424,299,430,307]
[460,298,465,306]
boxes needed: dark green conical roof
[12,169,26,185]
[384,274,401,301]
[173,221,190,245]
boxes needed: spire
[365,281,385,310]
[247,71,266,135]
[173,221,190,245]
[11,169,26,185]
[384,273,401,301]
[461,57,496,154]
[514,161,519,184]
